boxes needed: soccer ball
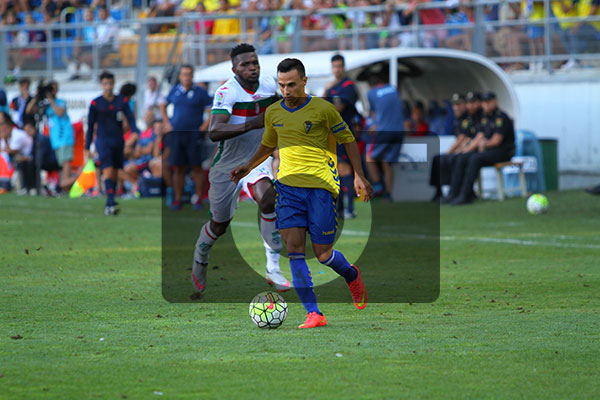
[526,193,549,215]
[249,291,288,329]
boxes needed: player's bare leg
[172,166,186,209]
[382,161,393,198]
[366,153,384,196]
[249,178,290,292]
[191,166,206,210]
[191,218,231,298]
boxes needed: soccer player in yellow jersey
[231,58,374,328]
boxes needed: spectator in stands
[122,110,156,196]
[492,0,525,71]
[12,117,37,194]
[406,100,429,136]
[24,12,47,47]
[0,88,8,113]
[10,77,33,128]
[447,92,515,205]
[148,118,166,178]
[70,7,96,80]
[255,0,276,54]
[26,81,75,192]
[401,0,447,48]
[160,64,212,211]
[0,111,34,193]
[365,74,405,199]
[444,0,471,51]
[565,0,600,66]
[2,9,28,81]
[430,93,468,201]
[553,0,579,70]
[521,0,545,70]
[0,0,30,14]
[577,0,600,36]
[144,77,165,120]
[95,6,119,67]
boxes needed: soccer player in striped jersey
[191,43,290,296]
[231,58,373,328]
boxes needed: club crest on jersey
[187,90,194,99]
[304,121,313,134]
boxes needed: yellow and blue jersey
[262,95,355,195]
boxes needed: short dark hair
[230,43,256,63]
[148,76,157,83]
[180,64,194,74]
[120,82,137,97]
[0,111,14,126]
[99,70,114,82]
[18,77,31,86]
[367,74,385,86]
[22,117,36,128]
[331,54,345,64]
[277,58,305,78]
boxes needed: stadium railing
[1,0,599,83]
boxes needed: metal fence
[1,0,599,83]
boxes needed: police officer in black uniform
[430,93,468,201]
[441,91,483,203]
[448,91,516,205]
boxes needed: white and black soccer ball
[526,193,549,215]
[249,291,288,329]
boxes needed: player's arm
[231,108,277,183]
[329,104,373,201]
[123,101,140,134]
[160,93,173,132]
[85,101,97,158]
[344,141,373,202]
[208,112,264,142]
[230,144,274,184]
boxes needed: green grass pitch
[1,191,599,399]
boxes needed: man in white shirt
[0,112,35,193]
[143,77,166,121]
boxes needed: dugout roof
[196,48,519,120]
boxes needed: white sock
[260,212,282,251]
[194,222,218,265]
[265,242,281,273]
[260,212,282,273]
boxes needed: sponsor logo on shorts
[322,230,335,235]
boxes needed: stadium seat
[477,161,527,201]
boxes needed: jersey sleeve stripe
[211,109,230,115]
[332,124,347,133]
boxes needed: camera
[34,80,54,103]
